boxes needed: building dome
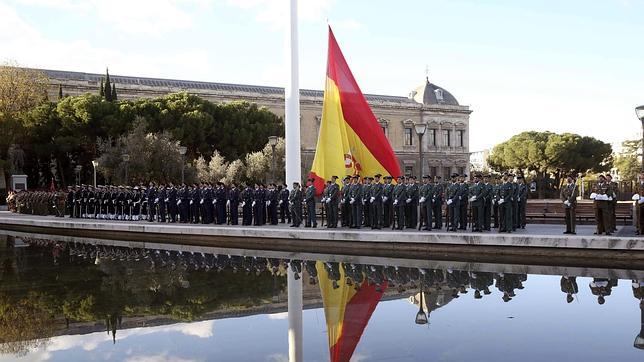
[409,78,459,106]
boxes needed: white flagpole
[285,0,303,361]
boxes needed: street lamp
[74,165,82,185]
[122,154,130,185]
[414,123,427,178]
[636,105,644,172]
[179,146,187,184]
[92,160,98,187]
[268,136,278,183]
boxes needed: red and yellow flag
[309,27,401,192]
[316,261,387,362]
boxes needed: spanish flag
[316,261,387,362]
[309,27,401,192]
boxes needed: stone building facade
[43,69,472,178]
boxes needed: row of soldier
[13,172,532,233]
[28,238,644,305]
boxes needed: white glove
[590,192,597,200]
[268,201,272,206]
[370,197,375,203]
[155,198,159,203]
[321,197,326,203]
[419,197,426,203]
[190,200,193,205]
[492,199,497,204]
[200,199,204,205]
[165,198,169,202]
[214,199,217,203]
[607,196,613,201]
[564,200,571,207]
[226,200,230,207]
[393,200,398,205]
[517,197,521,202]
[468,196,476,202]
[177,200,181,205]
[350,198,355,204]
[406,198,412,204]
[252,201,256,207]
[326,198,331,204]
[340,199,345,204]
[639,197,644,205]
[632,194,641,201]
[240,202,245,207]
[383,196,388,202]
[446,199,453,205]
[498,198,504,204]
[279,200,283,205]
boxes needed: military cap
[436,176,442,179]
[307,177,315,182]
[374,174,382,178]
[331,175,339,179]
[483,174,490,178]
[396,175,404,179]
[516,175,524,179]
[343,176,351,180]
[384,175,392,179]
[422,175,430,179]
[598,174,606,179]
[134,186,139,190]
[474,173,482,178]
[410,176,417,179]
[462,174,468,178]
[451,173,459,178]
[367,176,374,180]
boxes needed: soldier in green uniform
[591,174,612,235]
[289,182,303,227]
[419,175,433,231]
[468,173,484,232]
[406,176,419,228]
[446,174,460,232]
[340,176,351,227]
[392,175,406,230]
[382,175,394,228]
[433,176,444,229]
[560,175,578,234]
[492,176,501,229]
[304,178,317,228]
[328,175,340,228]
[362,177,372,227]
[458,174,469,230]
[499,173,514,233]
[510,174,518,231]
[349,175,363,228]
[370,174,383,229]
[516,175,528,229]
[482,174,493,231]
[321,180,332,226]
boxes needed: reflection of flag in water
[309,27,401,194]
[316,261,387,362]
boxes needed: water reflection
[1,234,643,361]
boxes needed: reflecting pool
[0,233,642,362]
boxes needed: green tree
[57,84,63,100]
[99,79,104,97]
[112,83,117,101]
[614,139,642,182]
[104,68,112,102]
[488,131,612,198]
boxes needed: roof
[41,69,419,105]
[409,78,459,106]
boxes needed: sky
[1,0,643,151]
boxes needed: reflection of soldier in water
[632,280,643,302]
[589,278,618,305]
[560,276,579,303]
[470,271,494,299]
[495,273,527,302]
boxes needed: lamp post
[179,146,187,184]
[92,160,98,187]
[636,106,644,172]
[122,154,130,185]
[268,136,278,183]
[415,286,428,325]
[74,165,82,186]
[414,123,427,178]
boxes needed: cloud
[265,353,288,362]
[125,352,201,362]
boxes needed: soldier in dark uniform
[482,175,493,231]
[267,183,279,225]
[469,174,484,232]
[370,174,383,229]
[349,175,363,228]
[253,184,265,226]
[606,174,618,232]
[328,176,340,228]
[66,186,74,217]
[446,174,460,232]
[157,184,167,222]
[362,177,372,227]
[516,175,528,229]
[289,182,303,227]
[560,276,579,303]
[167,183,177,223]
[146,183,157,222]
[419,175,432,230]
[279,183,290,224]
[382,175,394,228]
[510,174,518,231]
[228,183,240,225]
[190,183,201,224]
[498,173,514,233]
[407,176,419,228]
[492,176,501,229]
[458,175,468,230]
[470,271,494,299]
[132,186,142,221]
[433,176,444,230]
[561,175,578,234]
[201,182,213,224]
[304,178,317,228]
[124,186,134,220]
[216,182,228,224]
[341,176,352,227]
[321,180,332,226]
[178,184,189,223]
[392,176,406,230]
[241,185,253,226]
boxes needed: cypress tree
[58,84,63,100]
[112,83,117,101]
[99,79,104,97]
[104,68,113,101]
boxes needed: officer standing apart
[289,182,303,227]
[560,174,578,235]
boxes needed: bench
[526,200,633,225]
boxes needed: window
[457,130,464,147]
[429,166,437,177]
[435,89,444,102]
[404,128,413,146]
[428,129,436,146]
[442,129,451,147]
[443,167,451,180]
[457,167,465,176]
[404,166,414,177]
